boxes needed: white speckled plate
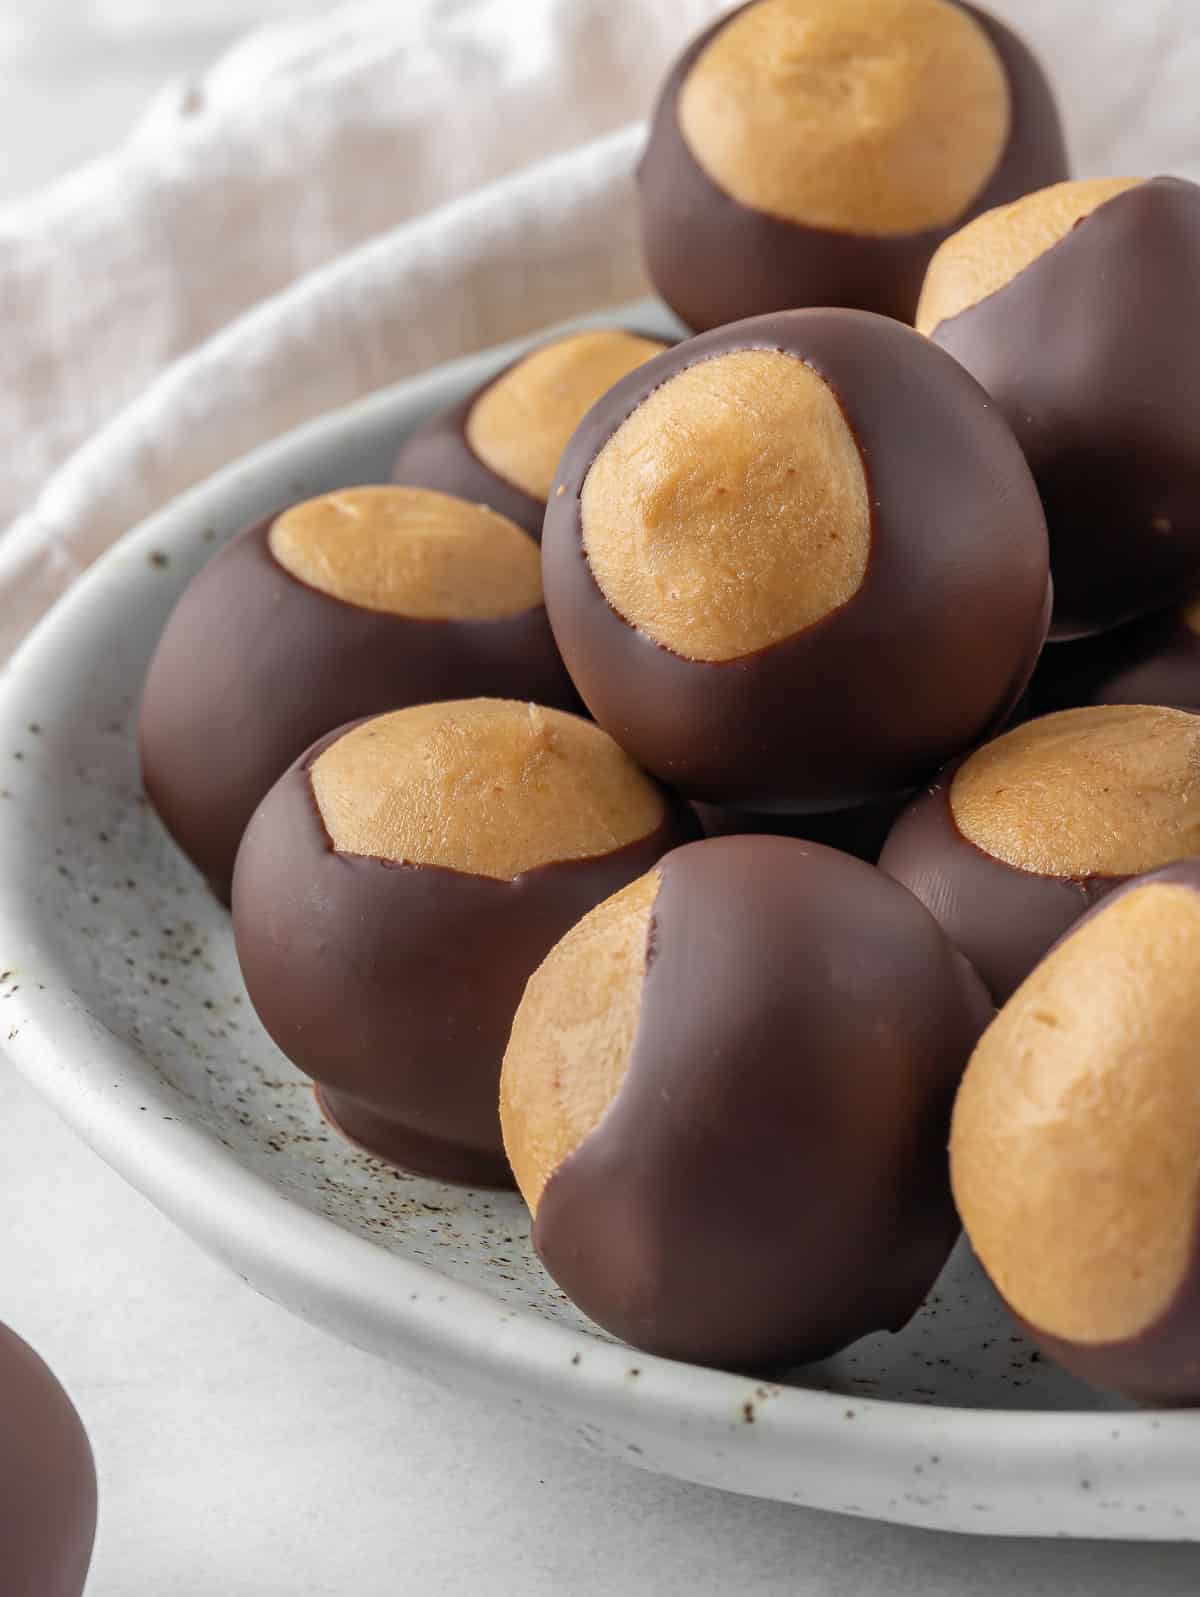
[1,300,1197,1540]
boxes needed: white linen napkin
[2,0,1197,660]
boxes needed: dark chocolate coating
[1032,606,1200,716]
[984,861,1200,1405]
[879,759,1120,1003]
[232,724,697,1186]
[638,2,1068,331]
[0,1322,97,1597]
[140,510,579,902]
[542,308,1051,810]
[930,177,1200,639]
[391,377,543,538]
[534,836,992,1370]
[693,793,908,864]
[391,329,673,539]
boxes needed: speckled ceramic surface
[1,301,1198,1540]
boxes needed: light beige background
[3,0,1197,205]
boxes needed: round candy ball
[233,699,696,1186]
[0,1321,96,1597]
[951,859,1200,1404]
[500,835,992,1369]
[918,176,1200,638]
[140,485,578,901]
[638,0,1067,331]
[1032,596,1200,717]
[880,705,1200,1003]
[542,308,1050,812]
[392,329,669,537]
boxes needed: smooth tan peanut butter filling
[310,700,666,880]
[951,882,1200,1345]
[916,176,1143,334]
[581,349,871,662]
[501,869,660,1213]
[678,0,1009,236]
[465,331,668,502]
[1183,594,1200,637]
[269,486,542,619]
[949,705,1200,878]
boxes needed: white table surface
[5,3,1200,1592]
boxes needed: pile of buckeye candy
[141,0,1200,1403]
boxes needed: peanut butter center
[917,177,1143,335]
[501,869,660,1214]
[950,705,1200,878]
[269,486,542,619]
[679,0,1010,236]
[309,700,666,880]
[466,330,668,503]
[580,349,871,662]
[951,881,1200,1345]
